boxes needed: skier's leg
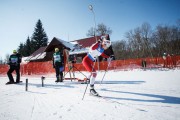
[55,66,60,82]
[15,67,20,83]
[90,71,97,85]
[7,67,15,84]
[59,71,63,82]
[82,56,98,98]
[89,71,99,96]
[82,56,94,81]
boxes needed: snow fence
[0,56,180,76]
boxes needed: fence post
[41,76,45,87]
[25,78,28,91]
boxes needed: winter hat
[13,50,17,53]
[55,48,59,52]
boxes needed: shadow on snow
[96,80,145,84]
[19,82,75,89]
[101,89,180,104]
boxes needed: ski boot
[90,85,99,96]
[55,77,60,83]
[59,75,63,82]
[6,81,15,85]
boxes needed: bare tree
[141,22,153,57]
[112,40,127,59]
[86,27,95,37]
[102,20,180,60]
[96,23,112,36]
[87,23,112,37]
[125,22,154,58]
[4,54,10,64]
[0,57,2,64]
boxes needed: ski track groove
[30,96,35,120]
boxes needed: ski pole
[100,57,113,84]
[82,60,96,100]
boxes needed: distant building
[26,37,73,62]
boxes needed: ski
[89,93,101,97]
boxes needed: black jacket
[8,53,22,68]
[52,51,64,67]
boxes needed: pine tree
[18,43,25,56]
[24,36,32,56]
[31,19,48,52]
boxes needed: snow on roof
[55,37,75,50]
[69,48,89,55]
[29,53,41,60]
[37,52,46,59]
[26,47,47,61]
[69,41,78,45]
[26,52,46,61]
[21,57,29,64]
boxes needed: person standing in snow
[82,36,113,96]
[53,48,64,82]
[6,50,22,85]
[163,52,167,68]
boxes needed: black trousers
[55,66,63,79]
[7,65,20,82]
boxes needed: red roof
[72,34,110,48]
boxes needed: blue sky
[0,0,179,59]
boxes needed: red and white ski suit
[82,42,109,85]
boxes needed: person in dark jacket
[6,50,22,85]
[53,48,64,82]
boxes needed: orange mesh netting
[0,56,179,76]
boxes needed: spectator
[6,50,22,85]
[163,52,167,68]
[141,59,147,69]
[53,48,64,82]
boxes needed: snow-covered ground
[0,69,180,120]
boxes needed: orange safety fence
[0,56,180,76]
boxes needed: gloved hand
[110,55,114,58]
[109,55,114,60]
[98,39,102,43]
[107,55,114,62]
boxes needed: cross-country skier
[53,48,64,82]
[82,36,113,96]
[6,50,22,85]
